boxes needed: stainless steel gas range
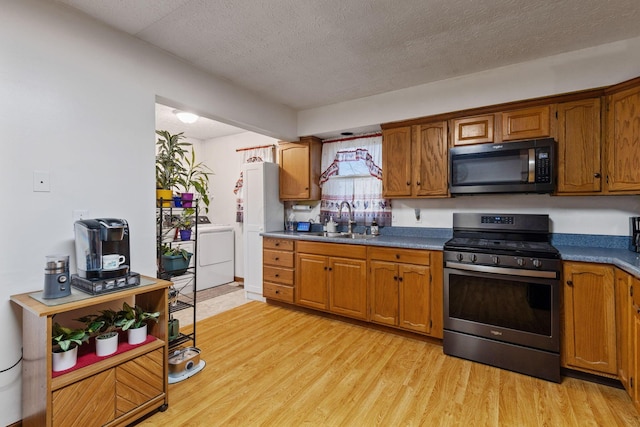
[443,213,561,383]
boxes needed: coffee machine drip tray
[71,272,141,295]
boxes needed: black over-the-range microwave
[449,138,556,195]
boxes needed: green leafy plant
[161,243,192,261]
[118,302,160,331]
[156,130,190,190]
[177,208,195,231]
[177,147,213,212]
[52,322,89,352]
[76,308,121,335]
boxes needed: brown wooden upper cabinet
[452,114,494,146]
[382,121,448,198]
[501,105,551,141]
[606,82,640,193]
[278,136,322,201]
[452,105,551,146]
[556,98,602,194]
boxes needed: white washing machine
[196,216,234,290]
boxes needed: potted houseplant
[118,302,160,345]
[156,130,190,207]
[52,322,89,372]
[177,146,213,212]
[160,244,193,277]
[76,308,121,357]
[177,208,194,241]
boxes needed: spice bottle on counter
[371,218,379,236]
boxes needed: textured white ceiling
[53,0,640,138]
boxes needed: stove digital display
[481,215,514,225]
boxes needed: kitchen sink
[301,231,378,240]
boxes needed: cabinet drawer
[263,249,294,267]
[263,266,294,285]
[264,282,294,303]
[297,241,367,259]
[368,247,431,265]
[263,238,294,251]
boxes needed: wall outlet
[73,209,89,221]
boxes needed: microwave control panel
[535,148,551,183]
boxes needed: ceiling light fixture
[173,110,199,124]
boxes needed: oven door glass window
[448,272,552,336]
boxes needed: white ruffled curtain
[320,134,391,227]
[234,147,274,223]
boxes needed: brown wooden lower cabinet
[10,277,171,427]
[270,239,443,338]
[262,238,296,303]
[369,247,442,337]
[562,261,617,376]
[295,241,368,320]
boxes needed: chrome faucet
[337,201,355,234]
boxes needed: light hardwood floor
[140,301,640,426]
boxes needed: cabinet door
[328,257,367,320]
[616,269,633,393]
[382,127,413,197]
[562,262,617,375]
[116,349,164,417]
[606,85,640,192]
[398,264,431,334]
[412,121,449,197]
[557,98,602,193]
[52,369,116,426]
[452,114,494,146]
[279,142,311,200]
[369,260,399,326]
[501,105,550,141]
[633,306,640,411]
[296,253,328,310]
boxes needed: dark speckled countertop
[262,227,640,278]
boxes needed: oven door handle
[445,261,557,279]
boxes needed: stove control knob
[491,256,500,265]
[469,254,477,263]
[516,258,525,267]
[456,253,463,262]
[533,259,542,268]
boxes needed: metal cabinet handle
[594,173,601,178]
[567,280,573,287]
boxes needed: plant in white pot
[52,322,89,372]
[118,302,160,345]
[77,309,121,357]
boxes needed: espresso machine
[72,218,140,294]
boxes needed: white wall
[201,132,280,279]
[391,195,640,236]
[0,1,295,424]
[298,36,640,136]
